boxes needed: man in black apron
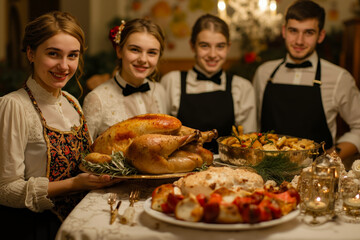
[253,0,360,160]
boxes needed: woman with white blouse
[161,14,257,152]
[0,11,119,239]
[83,18,167,141]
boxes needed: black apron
[177,71,235,152]
[260,58,333,149]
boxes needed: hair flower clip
[109,20,126,48]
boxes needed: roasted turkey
[87,114,218,174]
[91,114,183,155]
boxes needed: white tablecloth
[56,179,360,240]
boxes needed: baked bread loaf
[174,166,264,197]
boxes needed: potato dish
[221,128,316,151]
[217,126,320,167]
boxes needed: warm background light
[258,0,268,12]
[217,0,228,21]
[270,0,277,12]
[218,0,226,11]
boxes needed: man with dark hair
[253,0,360,160]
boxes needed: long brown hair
[22,11,87,96]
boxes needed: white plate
[143,198,299,231]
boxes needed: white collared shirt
[160,68,257,134]
[253,52,360,151]
[83,72,167,140]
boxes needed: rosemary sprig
[249,153,303,185]
[231,125,276,148]
[262,130,276,145]
[81,151,138,177]
[193,162,209,172]
[249,137,257,148]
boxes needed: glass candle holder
[339,176,360,223]
[312,155,338,216]
[306,196,329,212]
[298,170,313,213]
[302,196,330,225]
[301,170,334,225]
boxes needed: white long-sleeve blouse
[0,77,82,212]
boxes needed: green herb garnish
[81,151,138,177]
[194,162,209,172]
[231,126,276,149]
[262,130,276,145]
[250,153,303,185]
[231,131,243,145]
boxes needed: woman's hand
[47,173,122,198]
[73,173,123,190]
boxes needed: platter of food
[79,163,189,179]
[145,167,301,231]
[81,113,217,178]
[144,198,300,230]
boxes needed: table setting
[55,177,360,240]
[55,114,360,240]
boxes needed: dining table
[55,174,360,240]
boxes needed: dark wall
[28,0,59,20]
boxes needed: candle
[306,197,327,211]
[343,193,360,217]
[344,194,360,208]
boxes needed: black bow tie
[193,68,222,85]
[121,82,150,96]
[285,61,312,69]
